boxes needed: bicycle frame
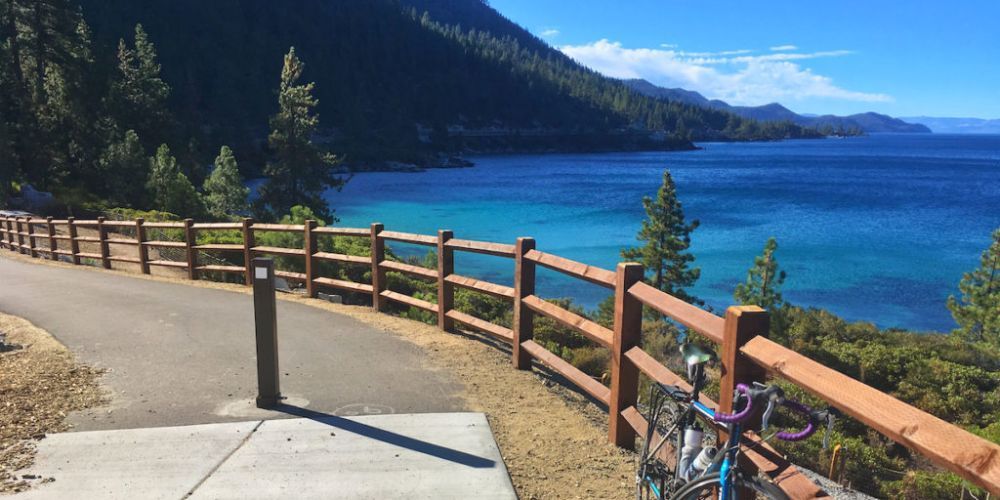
[690,400,743,500]
[640,362,747,500]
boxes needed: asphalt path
[0,255,465,431]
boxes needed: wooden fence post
[184,218,197,280]
[512,237,536,370]
[370,223,385,312]
[97,216,111,269]
[46,217,57,260]
[242,218,254,286]
[304,219,318,298]
[25,217,37,258]
[15,217,24,254]
[437,230,455,331]
[136,218,150,274]
[2,216,9,250]
[719,305,770,494]
[67,217,80,265]
[609,262,644,449]
[5,216,13,251]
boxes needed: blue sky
[489,0,1000,118]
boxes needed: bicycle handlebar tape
[775,400,818,442]
[713,383,754,423]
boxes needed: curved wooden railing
[2,214,998,497]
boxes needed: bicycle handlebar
[773,399,817,442]
[712,383,820,442]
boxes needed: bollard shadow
[272,404,497,469]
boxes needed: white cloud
[660,43,678,48]
[540,28,560,38]
[559,39,891,105]
[770,44,798,51]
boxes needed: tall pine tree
[146,143,203,217]
[203,145,248,218]
[258,47,342,222]
[98,129,147,207]
[734,237,787,310]
[1,0,96,195]
[948,228,1000,345]
[622,169,701,305]
[107,24,172,151]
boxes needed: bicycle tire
[669,471,789,500]
[636,400,686,499]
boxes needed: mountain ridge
[899,116,1000,134]
[623,79,931,134]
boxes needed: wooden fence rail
[1,213,998,497]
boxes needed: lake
[329,134,1000,332]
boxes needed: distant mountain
[899,117,1000,134]
[623,79,931,134]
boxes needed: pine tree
[948,229,1000,345]
[108,24,172,151]
[258,47,342,222]
[622,169,701,305]
[203,145,248,218]
[146,143,203,217]
[1,0,95,192]
[735,237,787,310]
[99,129,147,207]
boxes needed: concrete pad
[16,421,261,500]
[16,413,516,500]
[190,412,516,500]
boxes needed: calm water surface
[329,134,1000,332]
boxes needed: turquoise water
[329,134,1000,332]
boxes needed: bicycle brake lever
[761,397,777,432]
[820,408,840,450]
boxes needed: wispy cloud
[540,28,560,38]
[559,39,891,105]
[660,43,678,49]
[770,44,798,51]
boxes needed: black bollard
[253,257,281,408]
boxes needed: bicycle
[636,343,837,499]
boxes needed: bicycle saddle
[680,343,717,365]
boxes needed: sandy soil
[0,249,635,499]
[0,313,105,494]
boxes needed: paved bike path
[0,255,465,431]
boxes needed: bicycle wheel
[636,402,686,499]
[669,471,789,500]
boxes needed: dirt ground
[0,249,636,499]
[0,313,105,494]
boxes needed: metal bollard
[252,258,281,408]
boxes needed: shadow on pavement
[273,404,497,469]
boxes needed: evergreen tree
[258,47,342,221]
[99,129,147,207]
[146,143,203,217]
[1,0,96,193]
[734,237,787,310]
[622,169,701,305]
[948,229,1000,345]
[203,145,248,218]
[107,24,171,151]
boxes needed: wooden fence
[2,214,998,497]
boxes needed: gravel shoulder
[0,313,106,494]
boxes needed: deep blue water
[329,134,1000,332]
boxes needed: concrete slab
[16,421,261,500]
[15,413,516,500]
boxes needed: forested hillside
[77,0,820,158]
[1,0,820,218]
